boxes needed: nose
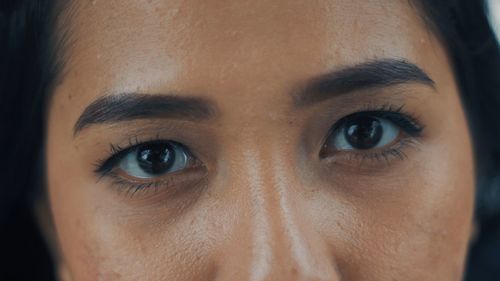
[215,148,342,281]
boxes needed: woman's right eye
[118,142,191,179]
[96,140,196,182]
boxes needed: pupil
[137,143,175,174]
[344,116,383,149]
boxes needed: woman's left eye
[321,110,423,158]
[328,115,400,151]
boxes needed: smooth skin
[45,0,474,280]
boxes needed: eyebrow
[74,59,432,135]
[73,94,217,135]
[293,58,435,107]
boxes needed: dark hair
[1,0,499,280]
[0,1,54,280]
[418,2,500,278]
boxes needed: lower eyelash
[100,163,207,198]
[332,137,420,167]
[363,139,417,162]
[105,173,166,197]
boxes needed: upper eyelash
[93,134,167,177]
[319,103,424,165]
[94,104,423,185]
[93,136,205,197]
[332,104,424,137]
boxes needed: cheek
[47,161,214,280]
[307,117,475,279]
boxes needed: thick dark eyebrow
[73,94,217,136]
[293,58,435,107]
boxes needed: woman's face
[45,0,475,280]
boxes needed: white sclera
[119,143,188,179]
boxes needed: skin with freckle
[45,0,474,280]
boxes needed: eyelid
[106,165,208,198]
[328,105,424,138]
[94,138,206,197]
[94,139,193,177]
[319,105,424,165]
[94,142,139,177]
[321,138,421,171]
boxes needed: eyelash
[349,104,421,137]
[321,104,424,165]
[93,135,199,195]
[94,104,424,195]
[95,135,153,176]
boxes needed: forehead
[56,0,432,106]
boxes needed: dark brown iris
[137,143,175,174]
[344,116,383,149]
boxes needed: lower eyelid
[95,139,197,176]
[107,165,208,198]
[114,154,203,182]
[320,136,420,168]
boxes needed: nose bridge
[219,143,340,280]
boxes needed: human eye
[94,138,205,195]
[320,105,424,166]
